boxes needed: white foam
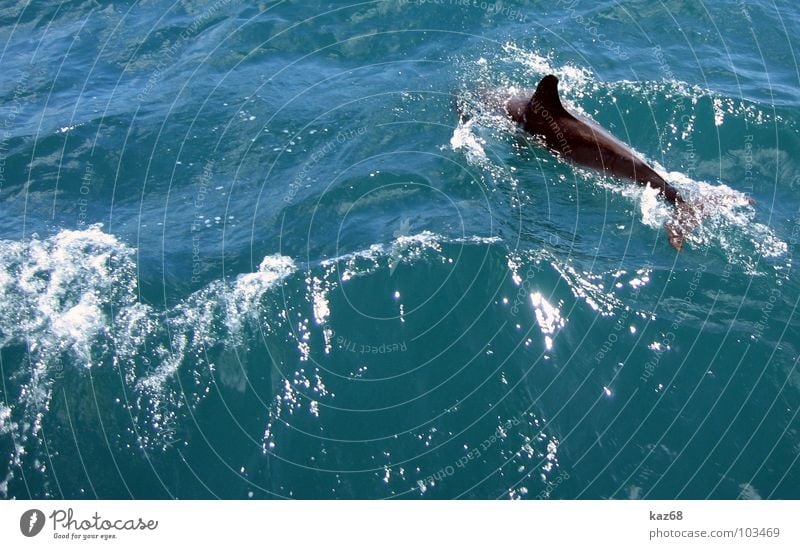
[235,254,296,300]
[450,119,488,164]
[50,295,105,362]
[662,171,787,267]
[224,254,296,334]
[0,225,132,371]
[0,223,301,484]
[0,225,141,493]
[320,230,501,284]
[501,43,593,88]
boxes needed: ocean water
[1,0,799,499]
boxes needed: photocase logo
[20,509,45,537]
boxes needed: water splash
[453,43,787,271]
[0,225,297,494]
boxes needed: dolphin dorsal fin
[530,75,567,115]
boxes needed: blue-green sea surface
[1,0,799,499]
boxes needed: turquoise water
[1,0,799,499]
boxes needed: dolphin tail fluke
[665,219,687,251]
[664,199,702,251]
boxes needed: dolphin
[504,74,696,250]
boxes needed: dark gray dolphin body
[505,75,694,249]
